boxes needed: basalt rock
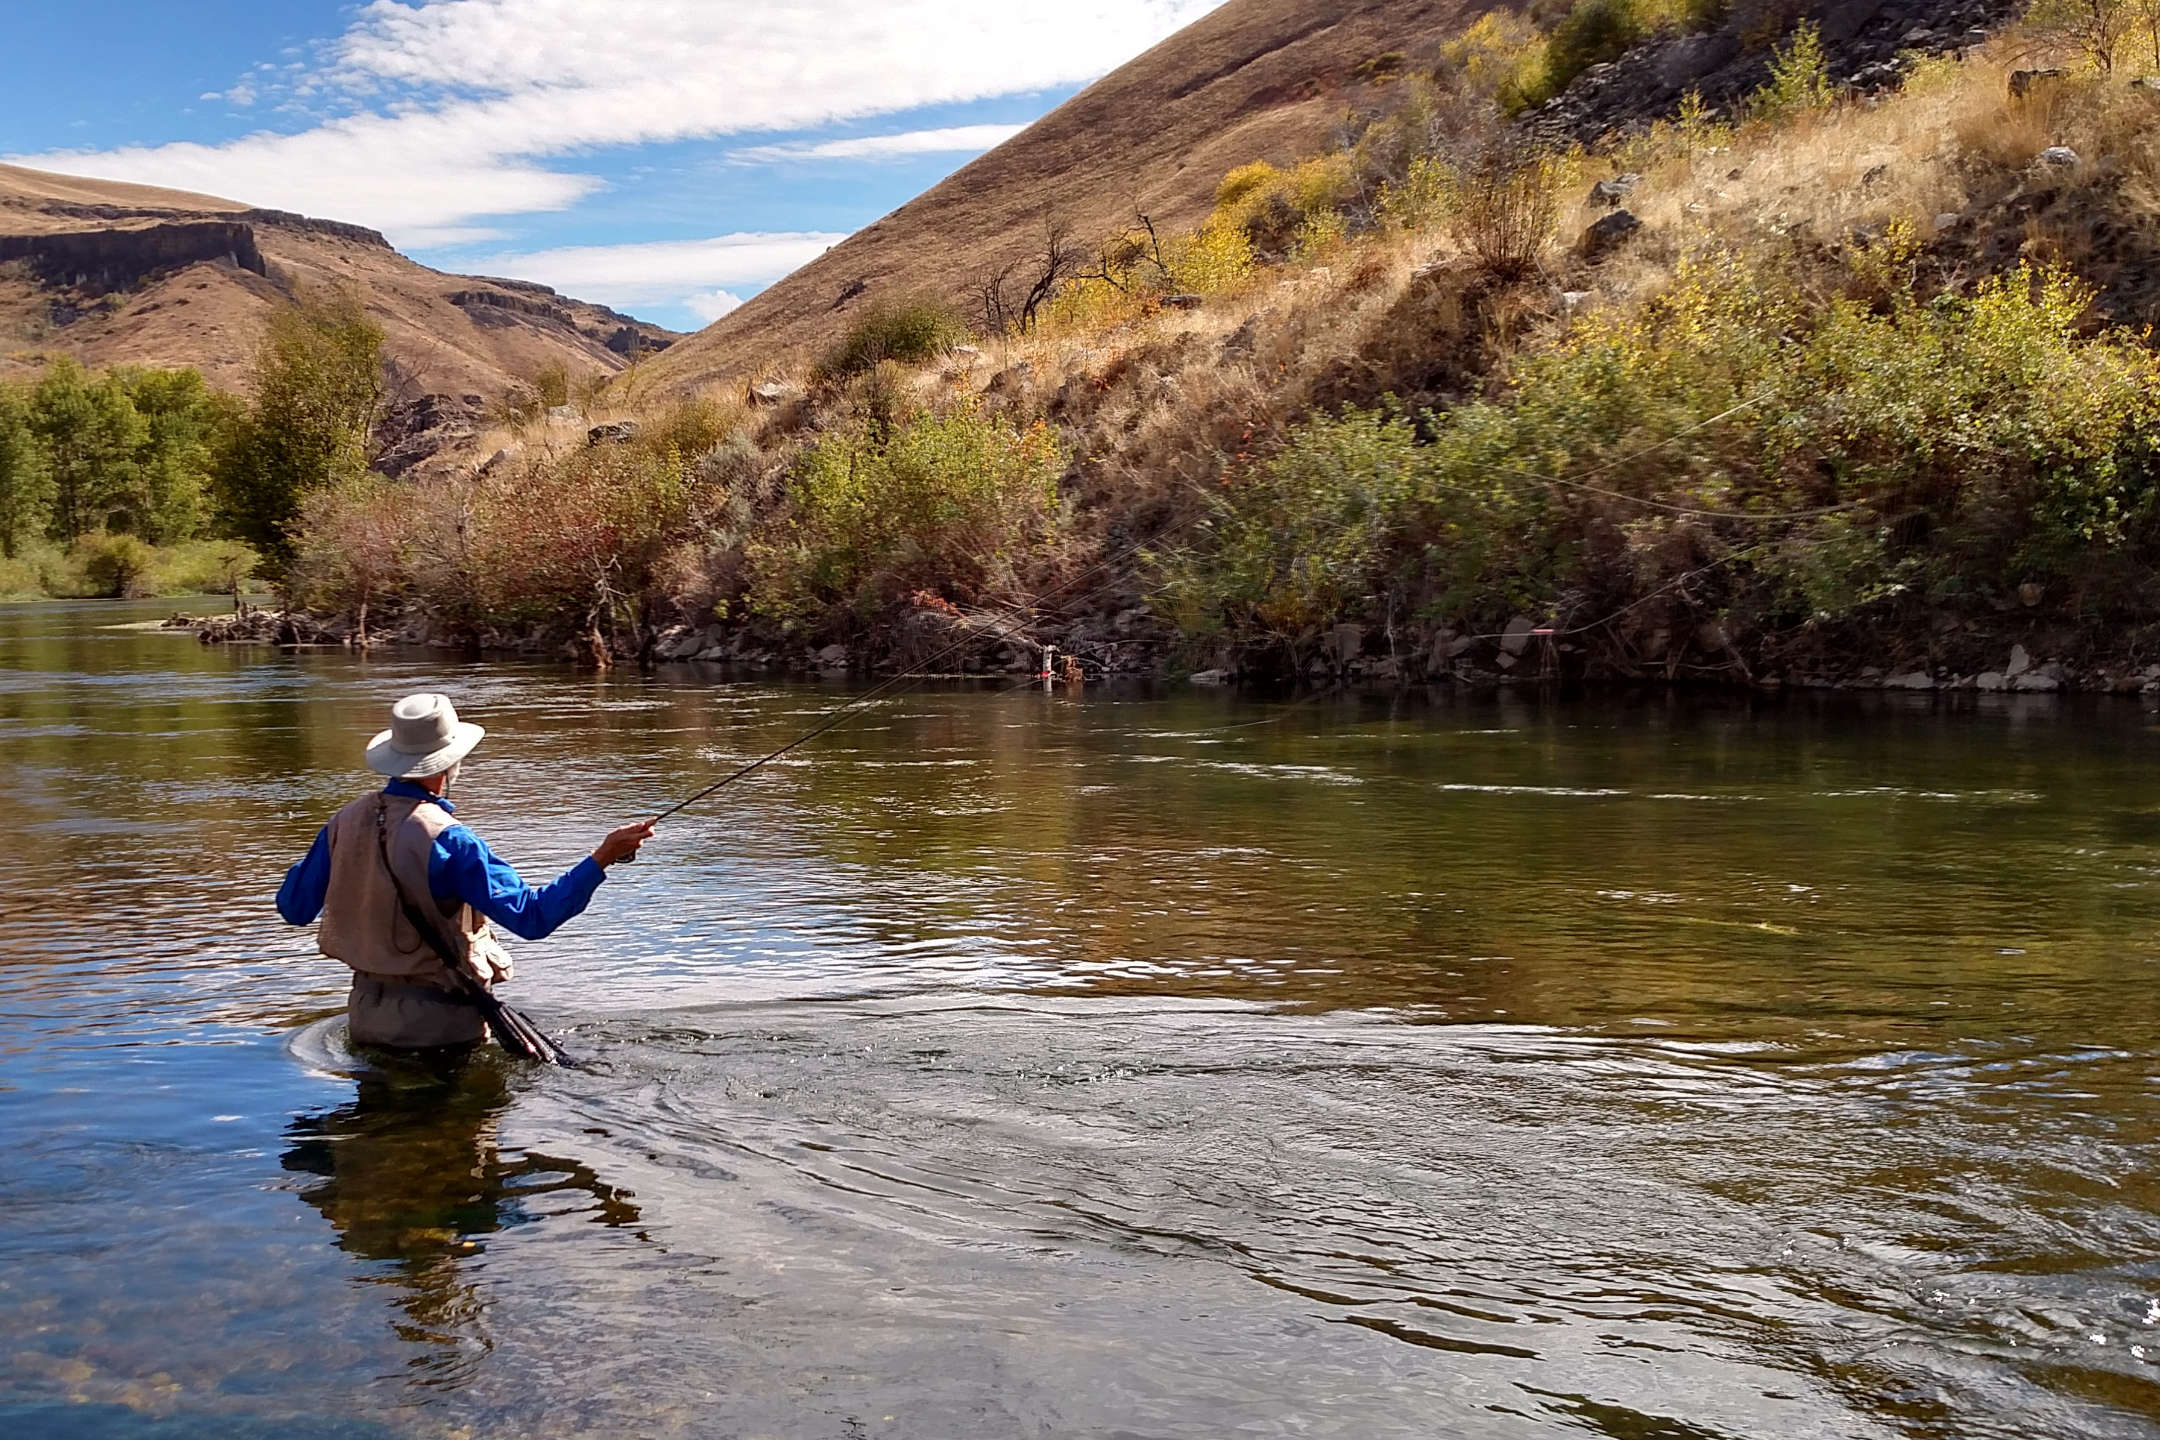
[0,221,266,291]
[1530,0,2026,144]
[374,393,485,478]
[1579,209,1643,259]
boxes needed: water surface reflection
[3,599,2159,1438]
[281,1052,643,1386]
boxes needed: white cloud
[685,290,746,323]
[7,2,1224,239]
[397,224,512,249]
[730,123,1027,166]
[473,232,846,313]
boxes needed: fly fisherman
[276,693,654,1051]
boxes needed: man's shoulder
[325,791,383,829]
[428,818,487,854]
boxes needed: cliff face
[0,163,677,474]
[0,221,267,291]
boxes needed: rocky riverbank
[174,593,2160,700]
[172,604,353,647]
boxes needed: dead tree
[975,214,1084,336]
[1077,212,1178,295]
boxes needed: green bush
[1540,0,1648,103]
[153,538,261,596]
[75,531,157,598]
[1750,21,1836,121]
[1517,0,1731,109]
[1169,252,2160,643]
[749,400,1065,620]
[815,300,969,381]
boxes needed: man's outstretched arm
[430,821,653,941]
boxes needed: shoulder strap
[374,797,464,972]
[370,796,569,1066]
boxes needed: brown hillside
[641,0,1480,394]
[0,162,677,470]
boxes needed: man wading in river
[276,693,653,1050]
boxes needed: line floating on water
[644,394,1788,823]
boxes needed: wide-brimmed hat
[366,693,485,778]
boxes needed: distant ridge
[0,162,677,472]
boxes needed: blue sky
[0,1,1223,331]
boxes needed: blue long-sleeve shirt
[277,780,606,941]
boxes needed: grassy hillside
[286,4,2160,691]
[639,0,1483,395]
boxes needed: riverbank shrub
[748,400,1064,622]
[289,473,410,637]
[0,533,258,601]
[76,531,156,598]
[1169,252,2160,648]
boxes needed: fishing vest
[316,791,488,986]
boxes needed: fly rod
[642,392,1787,826]
[647,525,1181,825]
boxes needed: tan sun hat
[365,693,485,779]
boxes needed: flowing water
[6,599,2160,1439]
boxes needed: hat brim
[365,721,484,779]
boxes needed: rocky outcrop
[447,287,577,326]
[374,393,488,478]
[448,285,672,354]
[1531,0,2026,141]
[233,209,391,249]
[0,221,265,291]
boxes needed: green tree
[28,358,147,543]
[0,386,53,558]
[117,367,230,543]
[214,291,386,564]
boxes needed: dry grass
[641,0,1486,396]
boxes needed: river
[3,598,2159,1439]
